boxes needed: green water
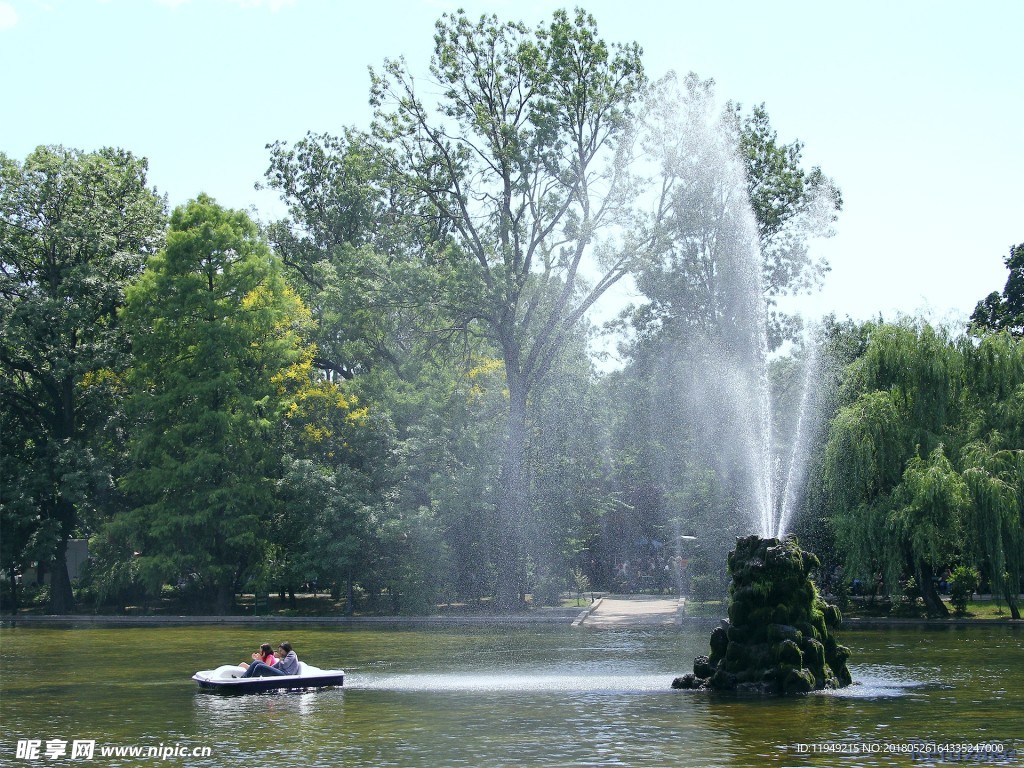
[1,622,1021,767]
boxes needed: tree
[629,73,841,350]
[824,322,1024,618]
[959,330,1024,618]
[118,195,312,613]
[970,243,1024,337]
[263,127,498,611]
[737,103,843,347]
[262,128,468,383]
[824,323,964,616]
[0,146,165,612]
[370,9,647,608]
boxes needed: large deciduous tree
[119,195,312,613]
[261,128,467,382]
[0,146,165,612]
[370,9,647,608]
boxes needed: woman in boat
[241,642,300,677]
[239,643,277,670]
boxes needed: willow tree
[119,195,312,613]
[961,440,1022,619]
[825,323,966,615]
[370,9,647,608]
[958,331,1024,618]
[0,146,165,612]
[826,323,1024,617]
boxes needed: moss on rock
[672,535,853,695]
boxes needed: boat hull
[192,663,344,694]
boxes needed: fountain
[644,78,846,693]
[673,534,852,694]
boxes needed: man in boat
[240,642,300,677]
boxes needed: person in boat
[239,643,277,670]
[241,641,299,678]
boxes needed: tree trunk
[215,579,235,615]
[917,561,948,617]
[495,380,529,612]
[345,571,355,615]
[7,565,19,613]
[1004,587,1021,621]
[48,385,78,615]
[47,536,75,614]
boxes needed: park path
[575,595,683,627]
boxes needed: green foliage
[691,574,728,602]
[970,243,1024,337]
[119,195,312,612]
[570,566,591,604]
[824,321,1024,618]
[0,146,165,612]
[1,17,865,619]
[262,128,471,383]
[893,447,968,570]
[631,75,841,350]
[949,565,979,615]
[371,8,647,609]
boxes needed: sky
[2,0,1022,334]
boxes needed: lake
[1,621,1021,766]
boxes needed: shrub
[532,573,565,607]
[691,574,727,602]
[949,566,979,615]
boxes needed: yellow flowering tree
[119,195,314,613]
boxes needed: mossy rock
[747,642,773,669]
[711,668,737,690]
[827,643,851,667]
[680,535,853,696]
[801,550,821,573]
[770,603,791,624]
[724,641,749,669]
[796,621,819,642]
[672,673,698,689]
[728,599,751,626]
[709,626,729,657]
[774,639,803,667]
[767,623,802,644]
[693,655,716,679]
[801,637,826,676]
[726,625,750,644]
[782,667,815,695]
[823,604,842,628]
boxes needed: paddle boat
[192,662,345,693]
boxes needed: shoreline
[2,613,1020,629]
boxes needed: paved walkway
[575,595,683,627]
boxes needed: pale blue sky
[2,0,1021,329]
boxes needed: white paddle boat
[192,662,345,693]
